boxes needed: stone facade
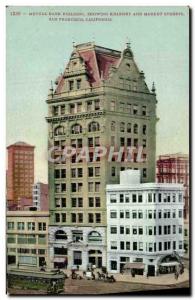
[46,42,158,269]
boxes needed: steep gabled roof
[55,43,122,92]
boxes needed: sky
[6,6,189,183]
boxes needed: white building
[106,170,184,276]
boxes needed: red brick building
[7,142,35,209]
[156,153,189,219]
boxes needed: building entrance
[88,250,102,268]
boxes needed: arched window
[54,126,64,136]
[120,122,125,132]
[55,230,68,240]
[111,121,116,131]
[71,124,82,134]
[133,124,138,134]
[88,122,100,132]
[127,123,131,133]
[88,231,102,242]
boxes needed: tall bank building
[46,42,157,269]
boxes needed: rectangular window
[139,242,143,251]
[110,211,117,218]
[159,226,162,235]
[132,194,137,203]
[96,213,101,223]
[95,182,100,192]
[127,138,131,146]
[88,182,93,192]
[120,241,125,250]
[27,222,35,231]
[38,234,46,245]
[133,242,137,251]
[95,197,101,207]
[142,106,146,116]
[72,198,77,207]
[17,222,25,230]
[89,197,93,207]
[78,213,83,223]
[143,168,147,178]
[88,213,94,223]
[110,241,117,250]
[55,213,60,223]
[7,222,14,230]
[158,193,162,202]
[111,167,116,177]
[120,226,124,234]
[120,211,124,218]
[62,213,66,222]
[69,80,74,91]
[38,222,46,231]
[77,79,81,89]
[88,167,93,177]
[133,105,138,115]
[126,242,130,250]
[61,198,66,207]
[110,101,116,111]
[95,99,100,110]
[87,101,92,111]
[179,210,183,218]
[95,167,100,177]
[120,194,124,203]
[120,102,125,111]
[61,105,65,115]
[148,193,152,202]
[71,213,76,223]
[110,260,117,270]
[88,137,93,147]
[110,226,117,234]
[127,104,131,113]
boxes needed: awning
[124,263,145,269]
[160,262,180,267]
[53,257,66,263]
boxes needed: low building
[32,182,49,211]
[106,170,185,276]
[6,211,49,269]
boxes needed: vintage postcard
[6,6,190,295]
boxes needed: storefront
[123,262,145,275]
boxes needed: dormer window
[69,80,74,91]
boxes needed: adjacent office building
[106,170,184,275]
[7,211,49,269]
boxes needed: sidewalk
[62,268,189,286]
[113,269,189,286]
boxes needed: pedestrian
[174,271,179,280]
